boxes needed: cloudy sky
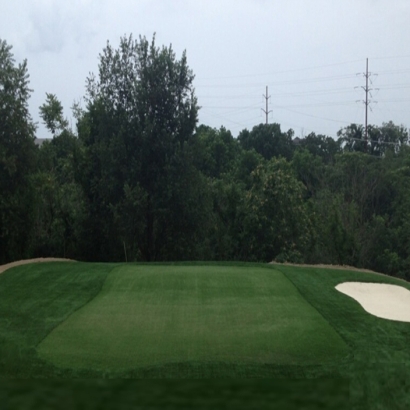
[1,0,410,139]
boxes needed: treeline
[1,36,410,280]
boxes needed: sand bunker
[336,282,410,323]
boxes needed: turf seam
[273,264,352,361]
[34,264,116,349]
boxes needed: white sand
[336,282,410,323]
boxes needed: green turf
[37,265,348,371]
[1,261,410,409]
[275,264,410,409]
[1,379,349,410]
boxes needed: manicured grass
[1,261,410,408]
[38,265,348,371]
[0,262,112,347]
[274,264,410,409]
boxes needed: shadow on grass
[1,379,349,410]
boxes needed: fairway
[37,265,348,371]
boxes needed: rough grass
[1,261,410,408]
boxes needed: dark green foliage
[242,158,311,262]
[238,123,294,160]
[314,191,359,265]
[3,35,410,278]
[78,34,204,261]
[192,125,241,178]
[337,123,366,153]
[232,148,264,189]
[338,122,409,157]
[32,122,86,259]
[298,132,341,163]
[207,179,245,260]
[39,93,68,136]
[291,148,324,197]
[0,39,37,264]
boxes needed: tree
[297,132,341,163]
[32,129,86,259]
[338,122,409,157]
[238,123,294,160]
[0,39,37,263]
[39,93,68,136]
[292,149,324,198]
[79,34,202,261]
[192,125,240,179]
[373,122,409,156]
[242,158,311,262]
[337,124,366,153]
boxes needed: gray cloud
[27,3,65,53]
[1,0,410,138]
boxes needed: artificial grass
[37,265,347,371]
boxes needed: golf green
[37,265,348,371]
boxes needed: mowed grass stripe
[0,262,112,348]
[37,265,348,371]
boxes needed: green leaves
[242,158,310,262]
[32,131,86,259]
[0,39,37,264]
[39,93,68,136]
[78,34,201,261]
[337,122,409,157]
[238,123,294,161]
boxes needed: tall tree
[79,34,203,261]
[32,129,86,259]
[0,39,37,263]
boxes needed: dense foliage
[2,36,410,280]
[0,40,37,263]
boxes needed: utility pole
[364,58,370,152]
[360,58,378,153]
[262,86,272,124]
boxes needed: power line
[196,58,364,80]
[196,57,410,137]
[370,54,410,61]
[196,73,358,89]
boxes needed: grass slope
[1,261,409,409]
[275,264,410,409]
[37,265,347,371]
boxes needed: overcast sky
[2,0,410,139]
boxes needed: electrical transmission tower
[262,86,272,124]
[358,58,377,152]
